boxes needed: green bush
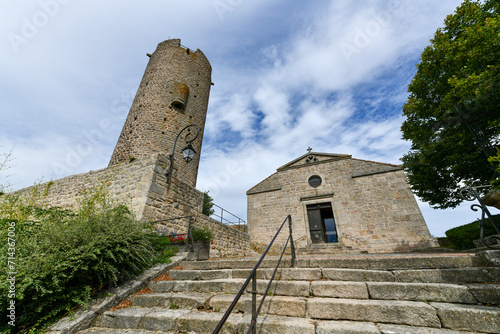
[445,214,500,250]
[191,226,213,242]
[148,234,178,263]
[0,183,158,333]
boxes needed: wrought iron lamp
[166,124,200,183]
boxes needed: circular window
[308,175,322,188]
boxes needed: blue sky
[1,0,494,236]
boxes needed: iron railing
[149,215,196,252]
[210,203,247,232]
[461,185,500,249]
[212,215,296,334]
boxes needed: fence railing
[210,203,247,232]
[212,215,296,334]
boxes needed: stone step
[77,328,188,334]
[148,278,499,304]
[431,302,500,333]
[296,243,358,256]
[209,295,307,317]
[78,323,486,334]
[92,304,500,333]
[131,292,212,309]
[169,267,500,284]
[207,294,500,331]
[178,254,486,271]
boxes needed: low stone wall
[197,215,252,258]
[151,215,252,259]
[6,155,157,217]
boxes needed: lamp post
[166,124,200,184]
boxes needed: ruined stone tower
[109,39,212,187]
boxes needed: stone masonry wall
[9,155,157,216]
[247,158,437,253]
[5,153,251,258]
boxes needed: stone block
[210,295,306,317]
[168,269,231,280]
[131,293,170,307]
[176,311,243,334]
[394,268,500,284]
[97,308,152,329]
[316,320,380,334]
[132,292,211,309]
[322,268,394,282]
[432,302,500,333]
[378,323,481,333]
[311,281,369,299]
[478,250,500,267]
[149,280,175,293]
[168,292,212,309]
[237,314,315,334]
[252,280,310,297]
[231,269,267,279]
[278,268,322,281]
[141,309,190,332]
[307,298,441,327]
[467,284,500,305]
[367,282,477,304]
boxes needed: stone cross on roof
[307,147,312,153]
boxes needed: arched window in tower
[169,82,189,112]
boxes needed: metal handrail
[212,215,296,334]
[210,203,247,232]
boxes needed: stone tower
[108,39,212,187]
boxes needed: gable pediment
[277,152,351,171]
[247,152,403,195]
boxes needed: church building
[247,150,438,254]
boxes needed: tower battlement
[109,39,212,187]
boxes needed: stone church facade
[247,151,438,253]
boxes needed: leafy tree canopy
[401,0,500,209]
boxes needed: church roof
[247,152,402,195]
[277,152,351,171]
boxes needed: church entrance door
[306,203,338,244]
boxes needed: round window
[308,175,322,188]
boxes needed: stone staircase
[79,252,500,334]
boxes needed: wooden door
[307,205,325,244]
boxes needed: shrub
[148,233,179,263]
[191,226,213,242]
[445,214,500,250]
[0,183,157,333]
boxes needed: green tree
[202,191,215,216]
[489,148,500,189]
[401,0,500,209]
